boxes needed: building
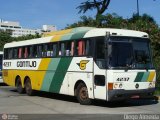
[0,19,56,37]
[42,25,57,32]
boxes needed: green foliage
[0,30,41,50]
[77,0,110,21]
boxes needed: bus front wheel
[25,78,35,96]
[76,83,92,105]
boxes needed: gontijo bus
[3,27,156,104]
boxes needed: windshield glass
[109,37,154,69]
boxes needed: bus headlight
[119,83,123,89]
[114,83,118,89]
[113,83,123,89]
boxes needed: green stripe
[134,72,144,82]
[71,31,88,40]
[61,33,73,41]
[41,58,61,91]
[141,72,150,82]
[49,57,73,93]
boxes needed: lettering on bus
[17,61,37,68]
[3,62,11,67]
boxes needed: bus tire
[16,77,24,94]
[25,78,34,96]
[76,83,92,105]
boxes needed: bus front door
[93,65,107,100]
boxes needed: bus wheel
[16,77,24,94]
[25,78,34,96]
[76,83,92,105]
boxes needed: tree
[0,30,41,50]
[77,0,110,20]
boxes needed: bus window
[13,48,18,59]
[37,45,42,58]
[66,41,72,56]
[24,47,28,58]
[42,44,47,57]
[52,44,57,57]
[46,44,51,57]
[9,49,13,59]
[75,40,90,56]
[18,48,23,59]
[78,40,85,56]
[4,49,8,59]
[33,45,38,58]
[28,46,33,58]
[95,38,106,69]
[59,43,65,56]
[71,41,74,56]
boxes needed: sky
[0,0,160,30]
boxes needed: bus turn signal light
[108,83,113,90]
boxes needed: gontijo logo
[77,60,89,70]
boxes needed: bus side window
[59,43,65,56]
[29,46,33,58]
[75,40,90,56]
[71,41,74,56]
[13,48,18,59]
[9,49,13,59]
[42,44,46,57]
[95,38,106,69]
[37,45,42,58]
[24,47,28,58]
[78,40,85,56]
[4,49,8,59]
[85,40,90,56]
[47,44,51,57]
[33,45,38,58]
[18,48,23,59]
[52,44,57,57]
[66,41,72,56]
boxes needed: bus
[2,27,156,105]
[0,51,3,83]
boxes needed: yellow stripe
[43,29,72,37]
[37,58,52,90]
[147,72,155,82]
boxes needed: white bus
[3,27,156,104]
[0,51,3,83]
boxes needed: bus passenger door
[93,38,107,100]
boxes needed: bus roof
[4,27,149,48]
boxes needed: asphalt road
[0,83,159,120]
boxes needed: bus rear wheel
[76,83,92,105]
[16,77,24,94]
[25,78,35,96]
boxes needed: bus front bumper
[108,88,155,101]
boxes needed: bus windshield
[108,37,154,69]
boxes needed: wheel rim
[79,87,88,101]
